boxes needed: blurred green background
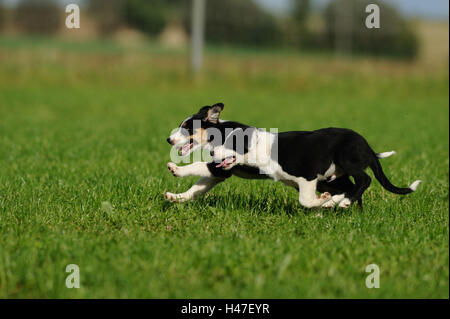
[0,0,448,298]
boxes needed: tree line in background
[0,0,418,59]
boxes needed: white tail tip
[409,180,422,191]
[377,151,397,159]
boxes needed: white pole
[191,0,206,73]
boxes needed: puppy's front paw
[167,162,180,177]
[338,198,352,208]
[322,194,345,209]
[165,191,182,202]
[319,192,332,201]
[322,200,335,208]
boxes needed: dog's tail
[370,152,421,195]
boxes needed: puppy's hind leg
[165,177,225,202]
[345,171,371,208]
[318,175,357,208]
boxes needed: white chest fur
[246,131,298,182]
[247,130,337,183]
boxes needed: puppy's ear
[204,103,224,124]
[198,105,211,114]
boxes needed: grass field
[0,37,448,298]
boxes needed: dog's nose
[167,138,173,145]
[210,150,214,157]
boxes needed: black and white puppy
[165,103,420,209]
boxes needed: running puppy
[165,103,421,209]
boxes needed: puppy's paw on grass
[165,191,181,202]
[321,200,335,208]
[338,198,352,208]
[167,162,180,177]
[319,192,332,201]
[321,194,346,208]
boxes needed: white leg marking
[338,198,352,208]
[165,177,224,202]
[321,200,335,208]
[167,162,212,178]
[298,178,332,208]
[322,194,345,208]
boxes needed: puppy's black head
[178,102,224,136]
[167,103,224,156]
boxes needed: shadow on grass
[159,191,359,217]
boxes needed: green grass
[0,37,448,298]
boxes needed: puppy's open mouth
[216,156,236,169]
[177,142,194,156]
